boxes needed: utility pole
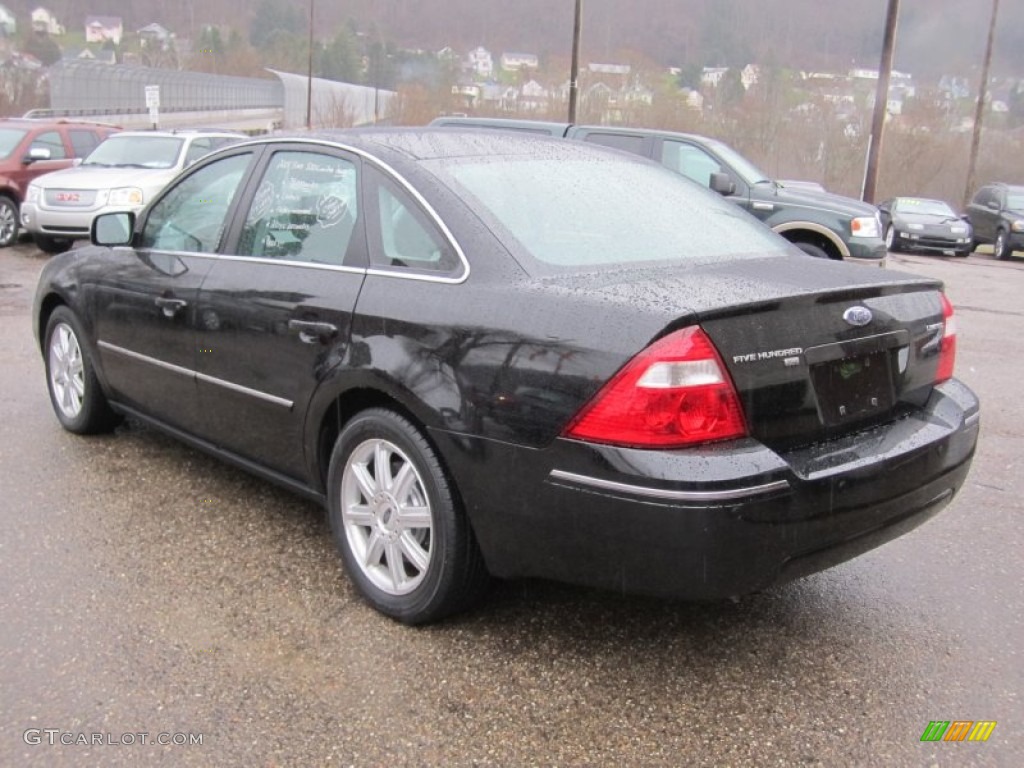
[568,0,583,122]
[306,0,315,129]
[964,0,1000,208]
[861,0,900,203]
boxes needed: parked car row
[20,129,244,253]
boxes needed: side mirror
[92,211,135,247]
[71,158,83,167]
[709,172,735,196]
[24,146,51,164]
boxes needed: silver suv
[21,130,243,252]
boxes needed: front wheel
[44,306,120,434]
[33,234,74,254]
[793,241,830,259]
[994,230,1010,260]
[884,224,900,253]
[0,195,19,247]
[327,408,488,624]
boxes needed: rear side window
[236,150,359,266]
[581,132,645,156]
[365,166,460,276]
[30,131,66,159]
[68,130,100,158]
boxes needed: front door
[91,150,256,432]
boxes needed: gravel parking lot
[1,243,1021,766]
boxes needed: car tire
[33,234,73,254]
[43,306,121,434]
[793,242,830,259]
[0,194,19,248]
[994,230,1010,260]
[884,225,901,253]
[327,408,489,624]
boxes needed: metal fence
[46,60,283,115]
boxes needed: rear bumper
[434,379,979,599]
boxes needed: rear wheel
[0,195,19,247]
[33,234,74,254]
[44,306,120,434]
[994,230,1010,260]
[327,408,488,624]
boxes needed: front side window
[661,141,724,187]
[0,128,28,159]
[236,151,358,266]
[142,153,251,253]
[30,131,66,159]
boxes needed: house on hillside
[138,23,173,49]
[500,52,538,72]
[31,7,63,35]
[85,16,123,45]
[701,67,728,88]
[519,79,549,111]
[741,64,760,90]
[465,47,493,78]
[0,4,15,37]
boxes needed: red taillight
[564,327,748,448]
[936,293,957,383]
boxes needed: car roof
[106,130,244,140]
[245,128,643,164]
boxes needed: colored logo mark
[920,720,996,742]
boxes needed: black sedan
[34,130,980,624]
[878,196,973,256]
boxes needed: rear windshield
[430,153,788,273]
[0,128,28,159]
[84,135,185,169]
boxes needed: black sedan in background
[34,131,980,623]
[878,196,973,256]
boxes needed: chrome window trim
[98,341,293,409]
[194,136,471,285]
[548,469,790,502]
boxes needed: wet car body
[878,196,973,257]
[33,130,980,621]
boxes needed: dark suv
[964,182,1024,260]
[429,117,887,263]
[0,118,118,247]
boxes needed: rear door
[91,149,258,432]
[193,145,367,479]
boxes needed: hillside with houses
[0,1,1021,202]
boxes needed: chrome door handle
[155,297,187,318]
[288,319,338,343]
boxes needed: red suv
[0,118,118,247]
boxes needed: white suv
[21,130,243,252]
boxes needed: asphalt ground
[0,242,1021,767]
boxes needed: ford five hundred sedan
[33,130,980,624]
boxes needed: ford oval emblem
[843,306,873,327]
